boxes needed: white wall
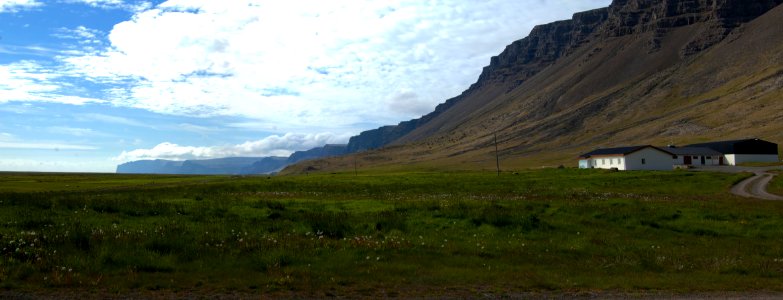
[673,155,721,166]
[725,154,779,165]
[590,156,626,170]
[579,159,590,169]
[624,148,672,170]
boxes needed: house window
[614,158,619,165]
[641,158,646,165]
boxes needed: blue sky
[0,0,610,172]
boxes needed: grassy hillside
[3,170,783,297]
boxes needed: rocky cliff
[605,0,783,54]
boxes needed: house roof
[579,145,673,158]
[685,138,778,155]
[664,147,722,156]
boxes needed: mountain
[283,0,783,174]
[117,144,348,175]
[241,157,290,174]
[116,159,185,174]
[117,157,286,175]
[115,145,348,175]
[287,144,347,164]
[177,157,283,175]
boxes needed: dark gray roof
[664,147,722,156]
[580,145,673,158]
[685,138,778,155]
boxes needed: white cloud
[387,90,434,117]
[0,158,114,172]
[64,0,152,12]
[58,0,611,131]
[52,26,105,46]
[0,141,97,150]
[0,126,99,150]
[75,113,152,128]
[0,61,106,105]
[114,132,351,162]
[0,0,41,13]
[47,126,111,137]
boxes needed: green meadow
[1,169,782,297]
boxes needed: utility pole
[494,132,500,176]
[354,155,358,176]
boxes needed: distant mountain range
[280,0,783,174]
[116,144,348,174]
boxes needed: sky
[0,0,611,172]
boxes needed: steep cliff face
[283,0,783,174]
[605,0,783,54]
[474,8,609,90]
[605,0,782,36]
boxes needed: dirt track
[693,166,783,200]
[731,171,783,200]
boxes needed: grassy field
[769,171,783,196]
[1,169,782,297]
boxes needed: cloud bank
[0,0,41,13]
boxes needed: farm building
[578,145,675,171]
[665,146,723,166]
[685,138,779,166]
[579,138,779,170]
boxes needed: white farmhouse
[578,145,675,171]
